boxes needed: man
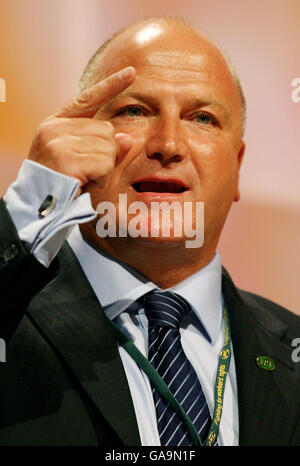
[0,17,299,446]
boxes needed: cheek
[189,135,239,200]
[190,133,238,178]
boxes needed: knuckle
[95,120,115,138]
[103,120,114,135]
[105,155,115,171]
[102,139,117,157]
[97,162,113,179]
[102,76,118,98]
[105,77,116,92]
[37,118,61,143]
[93,136,115,155]
[110,140,118,156]
[37,120,53,142]
[93,154,114,176]
[44,137,62,157]
[75,89,91,105]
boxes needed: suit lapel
[27,244,141,446]
[222,268,300,446]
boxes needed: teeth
[133,181,186,193]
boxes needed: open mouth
[132,180,188,194]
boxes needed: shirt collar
[171,253,223,343]
[67,226,223,344]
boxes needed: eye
[194,112,218,126]
[115,105,145,117]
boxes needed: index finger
[56,66,136,118]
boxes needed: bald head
[77,17,246,135]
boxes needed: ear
[234,140,245,202]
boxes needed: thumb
[115,133,132,162]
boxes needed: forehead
[92,23,241,112]
[98,25,228,75]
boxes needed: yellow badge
[220,348,230,360]
[256,355,276,371]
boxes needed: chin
[127,235,185,250]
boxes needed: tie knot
[141,290,190,328]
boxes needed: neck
[80,226,218,288]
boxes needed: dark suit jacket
[0,199,300,446]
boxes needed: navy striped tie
[141,289,213,446]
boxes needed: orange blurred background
[0,0,299,312]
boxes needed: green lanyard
[106,302,232,447]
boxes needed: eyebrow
[104,91,231,120]
[104,91,151,111]
[189,98,231,120]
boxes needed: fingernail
[119,67,135,80]
[115,132,129,142]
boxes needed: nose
[145,112,188,166]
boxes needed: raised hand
[28,66,136,195]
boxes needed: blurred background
[0,0,299,312]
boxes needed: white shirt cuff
[3,159,97,267]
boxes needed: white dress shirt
[3,159,239,445]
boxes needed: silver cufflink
[38,194,56,217]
